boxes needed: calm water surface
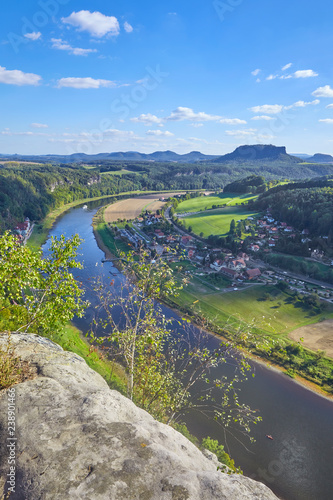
[43,201,333,500]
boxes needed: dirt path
[289,320,333,358]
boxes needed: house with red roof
[246,268,261,280]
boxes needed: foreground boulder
[0,334,278,500]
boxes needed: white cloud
[219,118,247,125]
[57,77,116,89]
[326,104,333,109]
[312,85,333,98]
[124,22,133,33]
[1,129,50,137]
[250,100,319,115]
[264,67,318,81]
[130,113,164,126]
[225,129,257,137]
[294,69,318,78]
[0,66,41,86]
[24,32,42,41]
[48,129,141,144]
[103,129,139,140]
[249,104,283,114]
[251,115,274,121]
[266,74,278,81]
[51,38,97,56]
[31,123,48,128]
[166,107,221,122]
[146,130,174,137]
[256,78,261,83]
[285,99,320,109]
[319,119,333,124]
[251,69,261,76]
[62,10,120,38]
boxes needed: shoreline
[92,220,333,403]
[92,225,115,261]
[27,189,178,251]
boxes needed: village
[109,203,333,301]
[12,217,34,245]
[10,196,333,304]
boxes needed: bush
[201,436,242,474]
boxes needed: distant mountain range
[1,145,333,165]
[0,150,217,164]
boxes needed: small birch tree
[0,231,88,336]
[91,251,261,440]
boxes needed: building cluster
[248,212,296,250]
[210,252,261,281]
[114,210,263,283]
[13,217,32,244]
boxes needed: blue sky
[1,0,333,155]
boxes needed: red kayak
[266,434,274,440]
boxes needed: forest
[251,177,333,237]
[0,163,142,231]
[2,160,333,234]
[223,175,279,194]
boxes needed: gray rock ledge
[0,333,279,500]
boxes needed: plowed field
[104,193,184,223]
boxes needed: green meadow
[175,192,258,214]
[172,284,333,339]
[182,206,259,237]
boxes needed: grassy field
[182,206,259,237]
[173,283,333,339]
[94,221,130,257]
[175,192,258,214]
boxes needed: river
[42,200,333,500]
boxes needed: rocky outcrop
[0,334,279,500]
[214,144,302,163]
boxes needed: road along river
[42,199,333,500]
